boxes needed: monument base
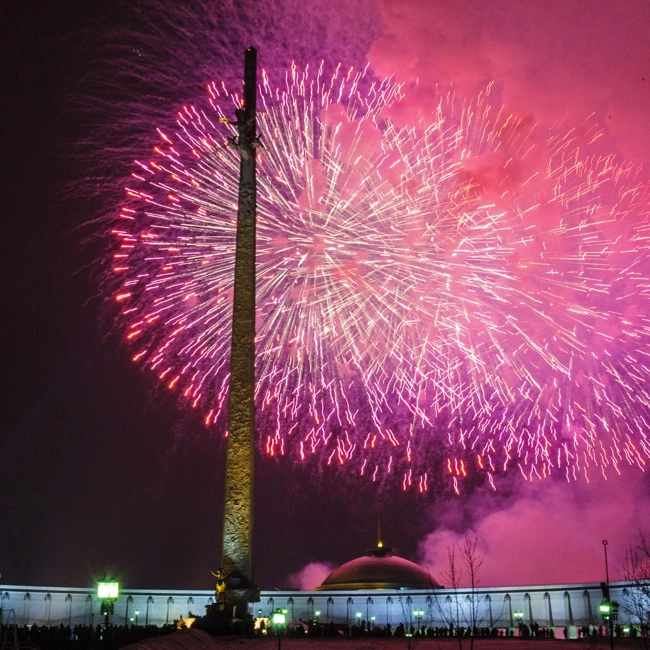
[195,587,260,635]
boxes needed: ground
[126,630,649,650]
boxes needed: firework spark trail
[110,63,650,491]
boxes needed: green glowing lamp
[272,610,286,625]
[97,581,120,599]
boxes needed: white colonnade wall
[0,581,638,631]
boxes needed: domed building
[317,542,442,591]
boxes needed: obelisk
[222,46,258,612]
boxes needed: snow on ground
[124,630,649,650]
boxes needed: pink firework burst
[110,63,650,492]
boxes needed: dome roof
[316,546,441,591]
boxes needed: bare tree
[461,531,484,639]
[623,531,650,647]
[432,531,490,650]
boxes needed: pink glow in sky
[95,0,650,588]
[417,472,650,587]
[369,0,650,163]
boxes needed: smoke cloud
[368,0,650,162]
[417,472,650,587]
[287,561,336,590]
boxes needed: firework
[110,62,650,491]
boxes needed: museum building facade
[0,545,639,635]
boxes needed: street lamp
[315,610,321,624]
[97,580,119,627]
[599,602,620,644]
[414,609,424,629]
[135,610,139,626]
[272,610,286,650]
[513,611,523,624]
[272,609,286,627]
[370,615,376,631]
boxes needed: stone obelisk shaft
[222,46,257,589]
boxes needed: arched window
[23,593,31,626]
[146,595,154,626]
[504,593,512,626]
[346,596,354,625]
[65,594,73,626]
[485,594,493,627]
[583,590,593,624]
[287,596,294,620]
[124,594,134,625]
[544,592,554,627]
[84,594,93,626]
[563,591,574,626]
[366,596,373,624]
[44,593,52,625]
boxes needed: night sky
[2,0,650,594]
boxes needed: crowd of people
[3,617,649,648]
[0,622,175,650]
[271,618,649,640]
[570,622,648,639]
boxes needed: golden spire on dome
[377,512,383,548]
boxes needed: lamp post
[135,610,139,626]
[602,540,618,650]
[97,580,119,627]
[513,610,523,633]
[414,609,424,630]
[599,602,614,649]
[272,609,286,650]
[315,610,321,625]
[272,609,286,628]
